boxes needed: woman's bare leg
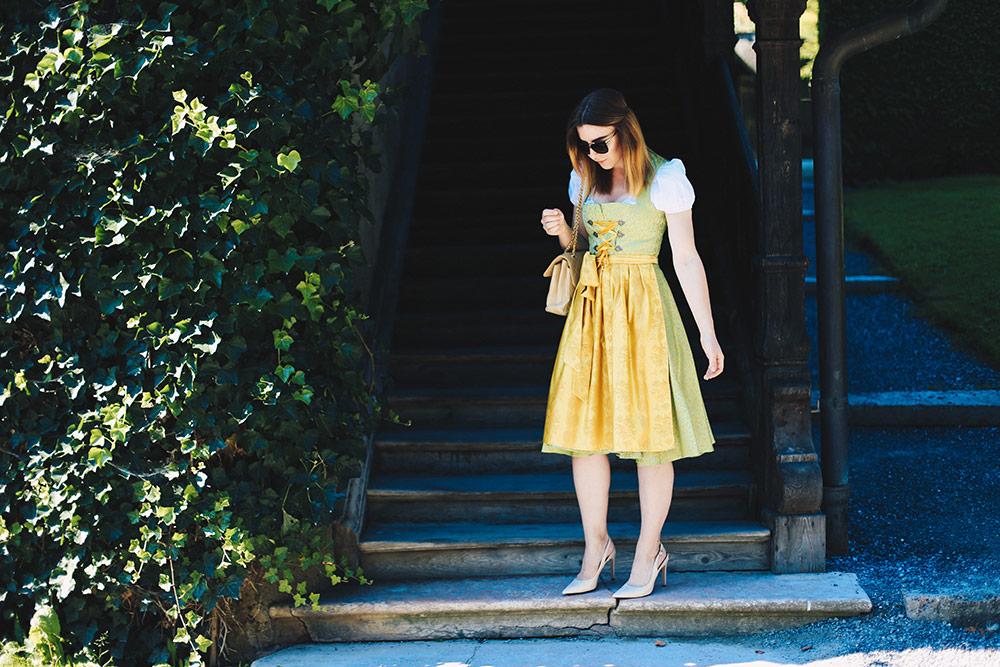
[627,461,674,585]
[571,453,612,578]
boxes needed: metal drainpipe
[812,0,948,555]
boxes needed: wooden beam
[745,0,825,573]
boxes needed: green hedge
[818,0,1000,184]
[0,1,425,664]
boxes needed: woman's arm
[542,206,589,250]
[665,208,724,379]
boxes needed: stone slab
[272,574,617,642]
[269,572,871,643]
[611,571,871,636]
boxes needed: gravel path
[786,160,1000,663]
[805,292,1000,394]
[733,424,1000,662]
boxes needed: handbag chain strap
[568,173,584,254]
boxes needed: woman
[539,88,724,599]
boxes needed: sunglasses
[578,130,616,155]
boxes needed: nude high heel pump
[612,544,668,599]
[561,537,615,595]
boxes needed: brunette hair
[566,88,654,198]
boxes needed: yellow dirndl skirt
[541,252,715,465]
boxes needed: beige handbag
[543,177,586,316]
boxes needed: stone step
[359,520,771,580]
[388,344,559,383]
[423,109,570,137]
[400,241,560,280]
[412,186,556,218]
[393,270,719,314]
[426,88,679,117]
[437,9,660,39]
[394,275,558,314]
[390,312,565,349]
[417,160,569,191]
[391,312,731,355]
[387,375,740,401]
[422,109,687,145]
[418,132,565,161]
[385,384,741,428]
[387,344,739,388]
[440,0,618,20]
[432,66,668,95]
[269,572,872,642]
[431,44,664,72]
[440,15,613,35]
[406,213,561,243]
[373,424,751,474]
[417,125,688,160]
[365,470,755,524]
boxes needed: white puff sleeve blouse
[567,157,696,214]
[649,158,696,214]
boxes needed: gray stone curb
[904,591,1000,628]
[805,274,899,295]
[811,390,1000,426]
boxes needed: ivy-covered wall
[0,1,426,664]
[819,0,1000,184]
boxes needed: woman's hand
[701,334,724,380]
[540,208,569,237]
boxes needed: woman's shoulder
[647,152,695,214]
[647,150,688,178]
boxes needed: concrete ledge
[904,590,1000,627]
[269,572,871,642]
[812,390,1000,426]
[611,571,871,636]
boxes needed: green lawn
[843,174,1000,371]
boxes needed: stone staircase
[269,0,871,644]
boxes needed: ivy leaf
[51,556,79,600]
[267,248,300,273]
[281,510,299,536]
[269,213,295,239]
[219,574,243,600]
[272,330,294,352]
[88,447,112,468]
[28,603,63,648]
[276,150,301,172]
[331,94,358,119]
[231,218,251,235]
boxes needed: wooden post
[746,0,825,573]
[702,0,737,69]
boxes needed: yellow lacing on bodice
[591,219,619,268]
